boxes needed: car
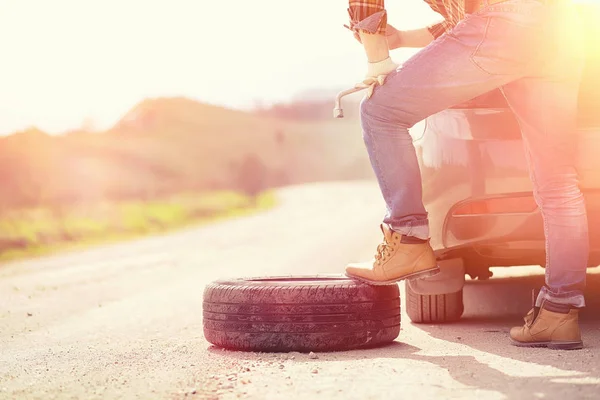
[406,1,600,323]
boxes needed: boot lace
[374,238,396,264]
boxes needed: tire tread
[405,281,463,324]
[203,277,401,352]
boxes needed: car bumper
[416,107,600,267]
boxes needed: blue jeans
[360,0,589,307]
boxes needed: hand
[351,24,401,50]
[356,57,399,98]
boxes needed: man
[343,0,588,349]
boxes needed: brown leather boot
[345,224,440,285]
[510,297,583,350]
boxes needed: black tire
[203,275,400,352]
[405,281,464,324]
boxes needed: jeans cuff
[389,221,429,240]
[536,286,586,308]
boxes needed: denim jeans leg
[501,61,588,308]
[497,0,588,308]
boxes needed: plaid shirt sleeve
[346,0,387,35]
[427,20,452,39]
[425,2,453,39]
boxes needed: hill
[0,96,371,210]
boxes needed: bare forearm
[359,32,390,63]
[388,28,435,50]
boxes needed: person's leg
[504,2,588,349]
[505,73,588,349]
[501,0,588,309]
[346,0,549,283]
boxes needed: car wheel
[405,281,464,324]
[203,275,400,352]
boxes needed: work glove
[356,57,399,98]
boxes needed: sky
[0,1,441,134]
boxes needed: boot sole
[510,339,583,350]
[345,266,441,286]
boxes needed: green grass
[0,190,276,263]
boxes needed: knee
[359,91,415,131]
[359,93,388,125]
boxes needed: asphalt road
[1,181,599,400]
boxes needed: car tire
[203,275,401,352]
[405,281,464,324]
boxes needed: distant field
[0,190,275,263]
